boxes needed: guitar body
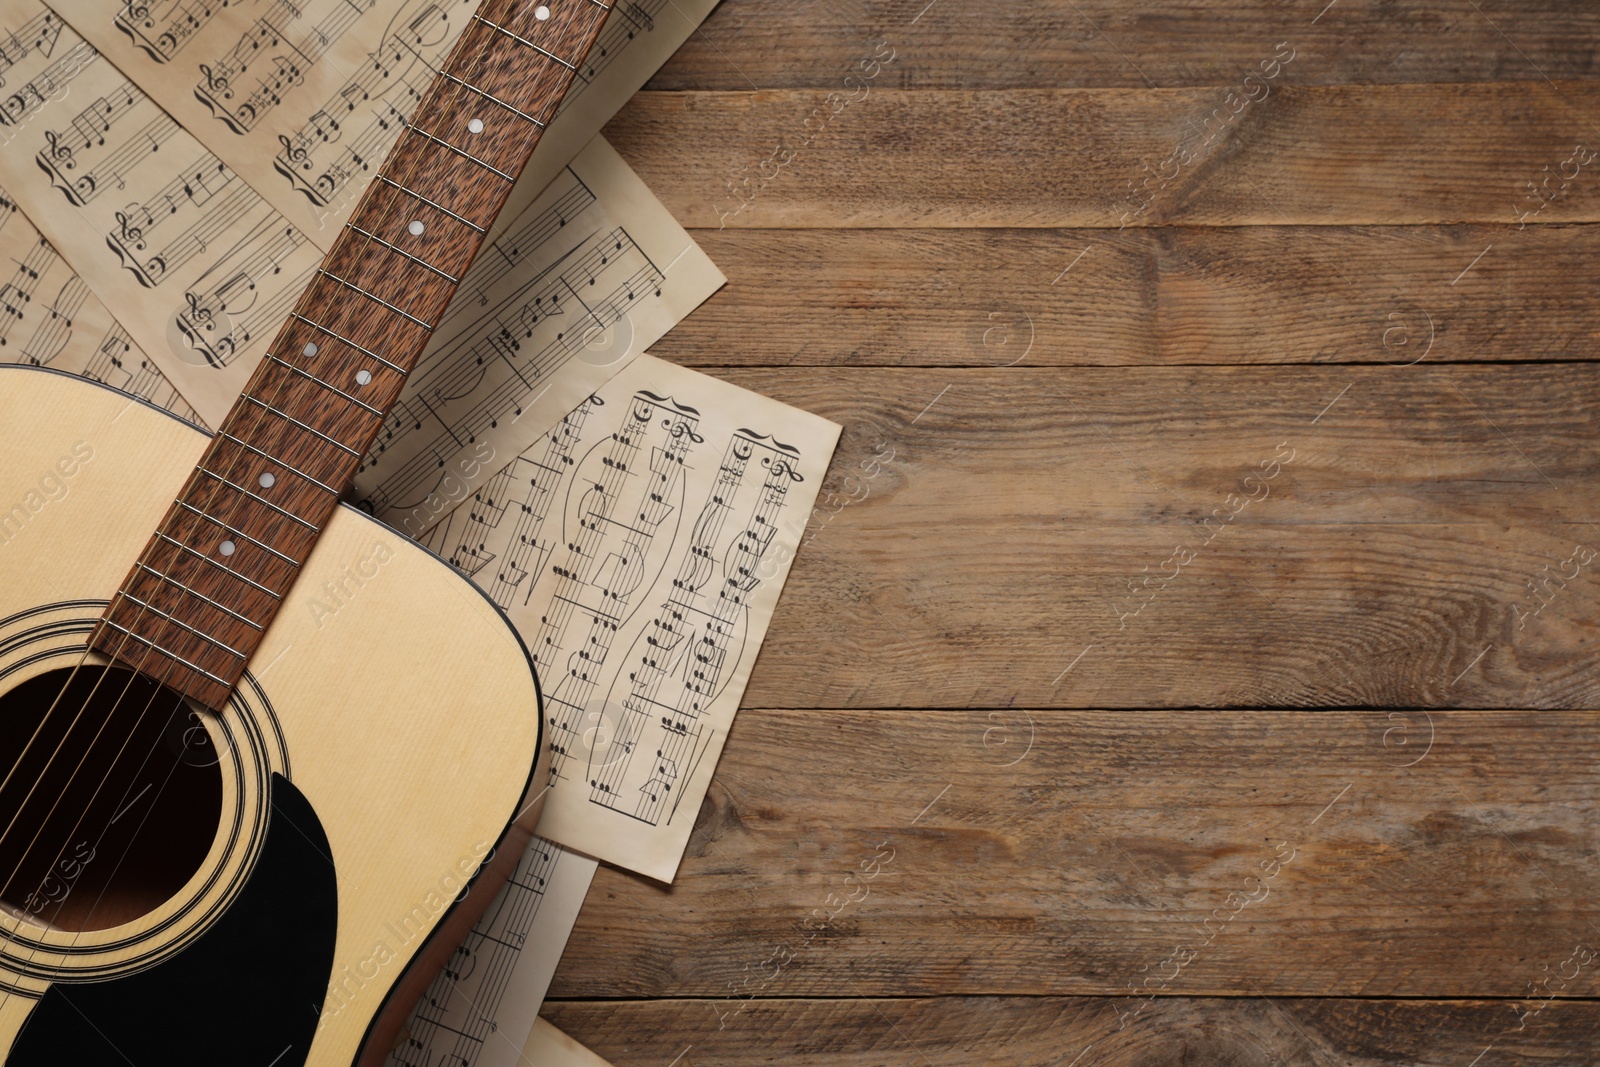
[0,365,546,1065]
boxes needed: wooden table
[541,2,1600,1062]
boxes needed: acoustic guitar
[0,1,611,1062]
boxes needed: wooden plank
[648,0,1600,90]
[603,83,1600,227]
[545,995,1600,1065]
[692,365,1600,710]
[655,225,1600,367]
[549,709,1600,1000]
[545,3,1600,1059]
[653,228,1158,367]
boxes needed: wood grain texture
[549,709,1600,1001]
[555,2,1600,1061]
[603,83,1600,228]
[653,225,1600,367]
[544,995,1600,1065]
[646,0,1600,90]
[678,365,1600,710]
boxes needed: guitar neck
[90,0,615,709]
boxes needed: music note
[0,194,199,421]
[117,0,228,64]
[0,11,61,89]
[270,15,442,211]
[0,0,725,479]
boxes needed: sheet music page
[0,186,202,425]
[385,836,597,1067]
[0,3,721,459]
[519,1018,617,1067]
[421,354,842,882]
[64,0,478,244]
[352,135,722,534]
[62,0,723,245]
[0,0,327,420]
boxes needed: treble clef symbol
[666,419,705,443]
[183,289,216,327]
[764,458,804,482]
[44,128,76,165]
[198,63,229,95]
[277,132,309,166]
[113,210,145,248]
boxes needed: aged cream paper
[0,187,202,425]
[520,1018,616,1067]
[384,836,598,1067]
[0,4,721,466]
[0,0,325,420]
[351,135,723,534]
[420,354,841,881]
[64,0,480,245]
[62,0,723,246]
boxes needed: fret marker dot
[303,342,318,357]
[467,117,484,134]
[408,220,425,236]
[355,369,373,386]
[536,5,550,18]
[219,540,236,557]
[258,472,276,489]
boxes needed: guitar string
[0,0,522,833]
[0,18,286,983]
[19,0,604,984]
[0,681,181,923]
[5,9,497,929]
[0,0,552,990]
[0,0,523,979]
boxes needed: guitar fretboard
[90,0,615,709]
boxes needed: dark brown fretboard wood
[90,0,615,709]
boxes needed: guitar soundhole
[0,666,222,932]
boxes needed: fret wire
[471,14,578,70]
[111,590,249,661]
[98,620,234,687]
[347,223,459,283]
[375,174,488,234]
[404,120,515,181]
[220,432,339,494]
[155,532,283,600]
[289,312,407,373]
[265,354,383,416]
[241,394,362,456]
[195,467,322,531]
[134,562,265,631]
[175,502,300,566]
[434,70,546,128]
[316,268,433,330]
